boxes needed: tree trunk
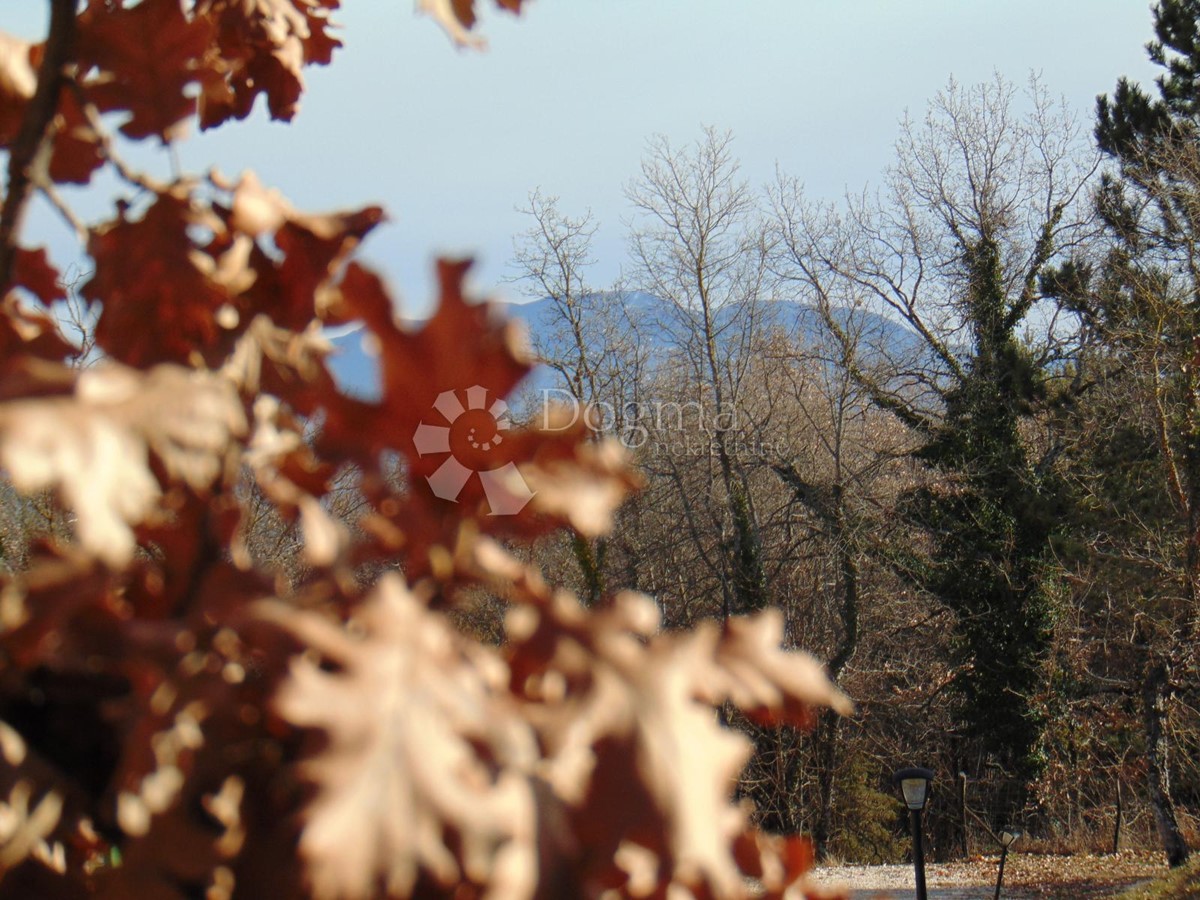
[812,709,840,858]
[814,499,858,858]
[959,771,970,858]
[1112,778,1123,855]
[1141,654,1191,868]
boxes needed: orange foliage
[0,2,848,898]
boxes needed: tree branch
[0,0,77,288]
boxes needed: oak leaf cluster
[0,2,849,898]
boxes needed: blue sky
[12,2,1161,316]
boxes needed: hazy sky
[13,2,1162,315]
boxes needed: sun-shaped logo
[412,385,534,516]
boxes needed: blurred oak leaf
[348,260,531,437]
[240,393,347,568]
[510,594,754,897]
[268,574,544,899]
[214,170,385,332]
[0,364,246,567]
[77,0,216,142]
[514,428,641,537]
[0,546,115,670]
[504,592,848,898]
[84,186,240,368]
[222,317,344,433]
[0,722,100,882]
[47,89,105,185]
[0,781,63,874]
[100,704,257,899]
[10,247,64,306]
[319,259,535,534]
[0,295,76,381]
[710,610,854,727]
[196,0,342,129]
[114,703,207,841]
[0,31,37,147]
[417,0,528,48]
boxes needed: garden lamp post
[894,767,933,900]
[993,830,1021,900]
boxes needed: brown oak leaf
[239,393,347,568]
[47,89,105,185]
[0,31,37,147]
[499,585,849,898]
[268,574,546,900]
[327,260,531,497]
[196,0,342,130]
[213,170,385,333]
[84,186,240,369]
[0,722,104,885]
[77,0,217,143]
[0,293,76,384]
[709,609,855,727]
[0,364,246,566]
[506,413,642,537]
[417,0,528,48]
[328,264,639,580]
[11,247,64,306]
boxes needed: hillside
[327,291,923,401]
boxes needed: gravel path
[804,853,1165,899]
[808,862,1015,898]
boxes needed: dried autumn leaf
[214,171,385,332]
[238,393,347,568]
[0,716,104,892]
[268,574,544,900]
[115,703,206,840]
[0,31,36,147]
[0,294,76,377]
[515,428,641,537]
[504,594,752,896]
[0,782,63,874]
[328,260,532,509]
[47,89,104,185]
[0,364,246,566]
[417,0,528,48]
[77,0,217,142]
[84,187,239,368]
[0,547,113,669]
[710,609,855,726]
[10,247,64,306]
[493,579,848,898]
[196,0,342,130]
[309,258,640,585]
[99,702,257,900]
[221,316,346,434]
[347,260,531,424]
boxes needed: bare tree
[626,126,774,619]
[511,190,602,402]
[510,191,649,603]
[750,315,916,853]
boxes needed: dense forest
[0,0,1196,898]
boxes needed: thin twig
[0,0,77,288]
[79,100,165,195]
[37,181,86,243]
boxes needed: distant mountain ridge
[326,291,921,401]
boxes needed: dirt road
[805,852,1165,899]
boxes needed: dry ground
[805,851,1169,898]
